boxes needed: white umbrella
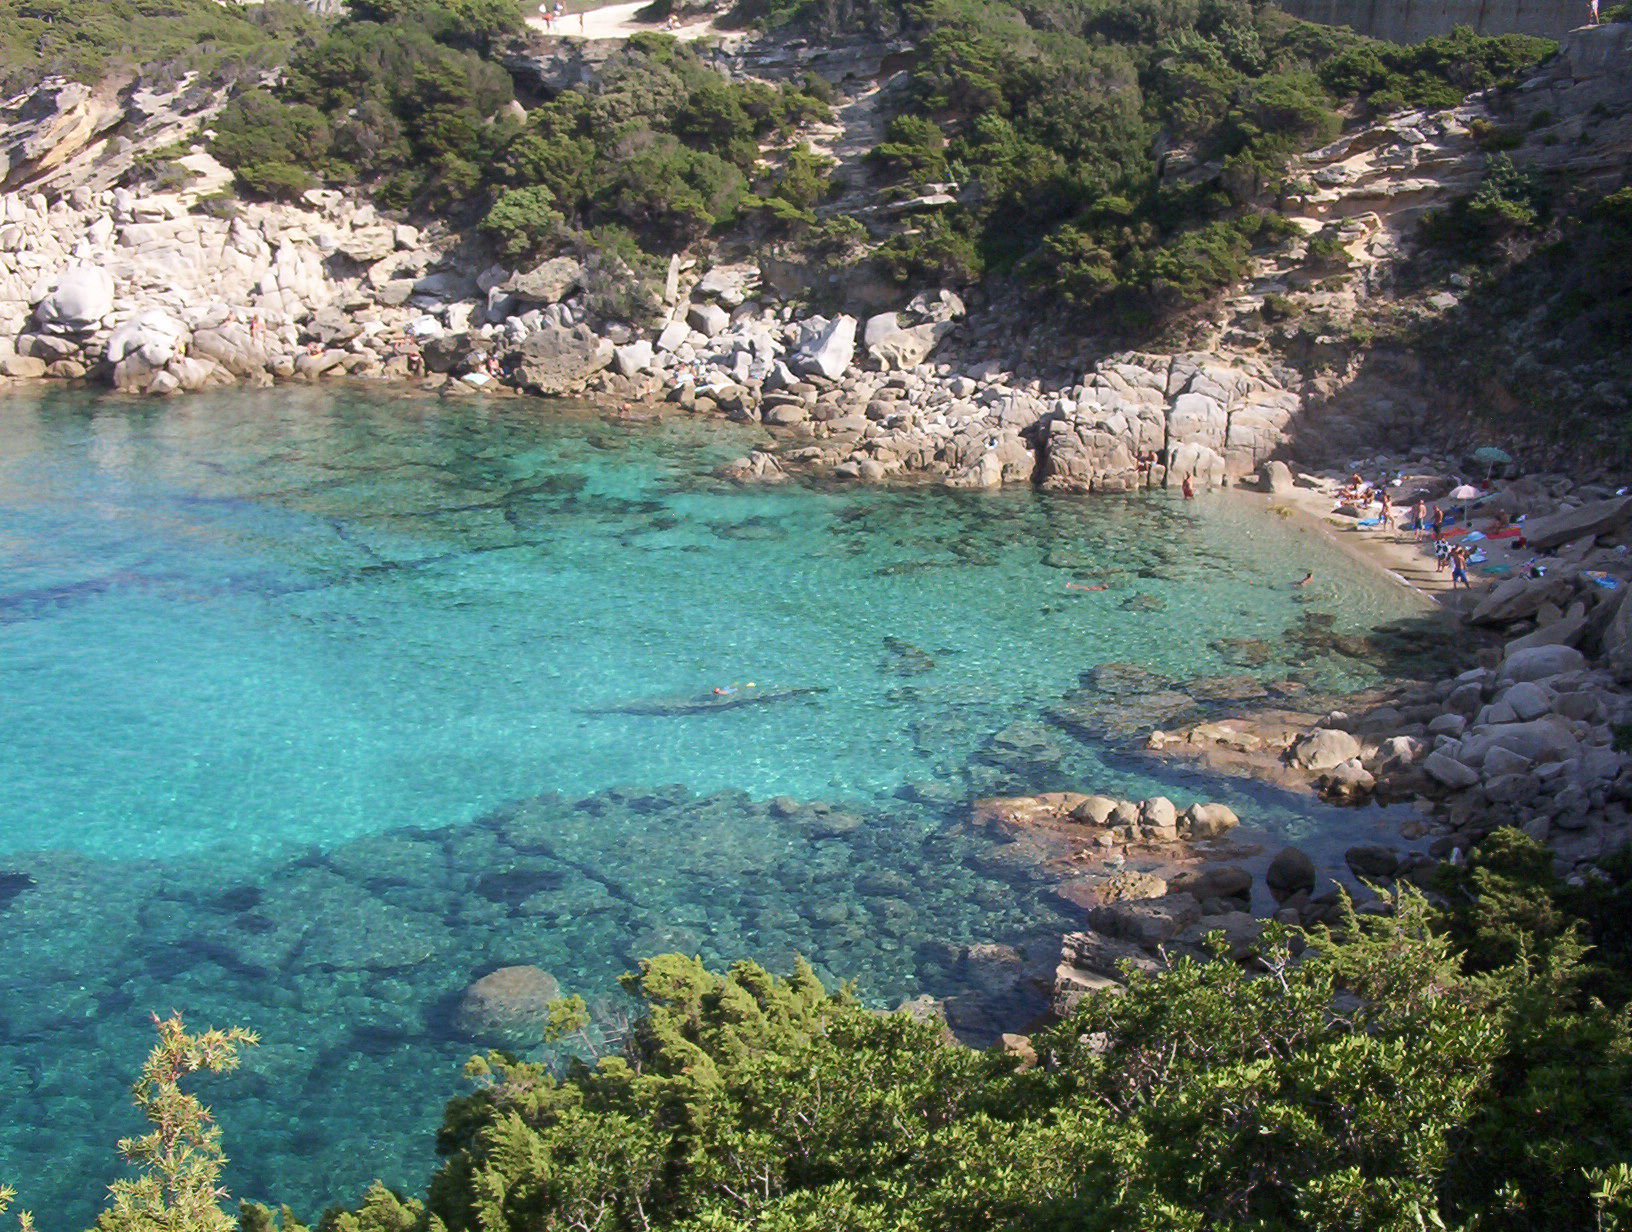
[1449,484,1481,526]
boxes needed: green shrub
[1319,26,1556,115]
[868,114,949,181]
[1307,230,1351,265]
[847,0,1551,337]
[1470,117,1523,150]
[1262,290,1295,320]
[1423,154,1547,251]
[481,185,567,260]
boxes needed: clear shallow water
[0,389,1419,1226]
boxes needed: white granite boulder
[795,315,856,381]
[35,265,114,332]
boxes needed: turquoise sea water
[0,389,1421,1226]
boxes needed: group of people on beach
[1338,472,1530,591]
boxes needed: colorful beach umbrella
[1472,446,1513,465]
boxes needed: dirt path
[526,0,720,40]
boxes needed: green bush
[1422,154,1547,251]
[1319,25,1556,115]
[481,185,567,260]
[195,876,1632,1232]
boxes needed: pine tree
[94,1012,259,1232]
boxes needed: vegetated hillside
[0,0,322,98]
[846,2,1551,332]
[195,0,1553,341]
[16,831,1632,1232]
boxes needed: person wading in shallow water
[1182,475,1195,501]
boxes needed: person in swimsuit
[1450,547,1470,589]
[1295,571,1314,587]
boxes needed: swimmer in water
[1295,571,1314,587]
[1066,582,1109,591]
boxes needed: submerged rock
[455,965,562,1042]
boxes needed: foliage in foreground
[14,834,1632,1232]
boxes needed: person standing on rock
[1591,0,1600,24]
[1182,475,1195,501]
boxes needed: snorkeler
[1296,571,1314,587]
[1066,583,1109,591]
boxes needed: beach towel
[1462,531,1486,543]
[1486,528,1522,540]
[1584,571,1622,590]
[1483,564,1514,576]
[1357,517,1382,528]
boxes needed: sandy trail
[526,0,720,40]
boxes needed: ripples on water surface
[0,388,1415,1225]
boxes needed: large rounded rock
[1497,644,1587,684]
[1289,727,1362,771]
[795,315,856,380]
[1264,459,1294,494]
[106,310,187,368]
[1605,587,1632,683]
[514,324,614,394]
[1344,844,1400,879]
[506,257,584,305]
[1459,717,1580,768]
[1182,802,1240,838]
[455,965,562,1043]
[1423,749,1480,789]
[1266,847,1316,895]
[868,321,951,371]
[35,265,114,331]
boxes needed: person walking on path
[1450,546,1470,590]
[1380,491,1395,532]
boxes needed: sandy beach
[1268,480,1480,616]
